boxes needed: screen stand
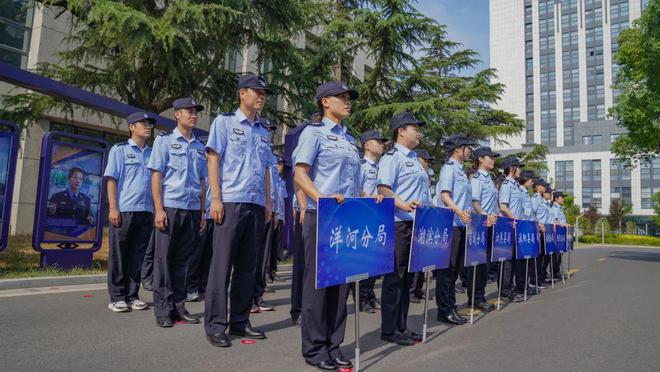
[40,249,94,269]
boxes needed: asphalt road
[1,245,659,372]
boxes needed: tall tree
[607,199,632,233]
[610,0,660,165]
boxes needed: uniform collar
[478,169,489,177]
[363,156,377,166]
[505,176,516,183]
[67,188,78,198]
[173,127,198,144]
[394,142,415,158]
[321,117,346,135]
[235,108,262,127]
[127,138,150,151]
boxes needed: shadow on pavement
[608,251,660,263]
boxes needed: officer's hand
[274,213,279,228]
[457,209,471,224]
[87,215,94,224]
[299,211,305,225]
[374,194,385,204]
[539,224,546,233]
[330,194,345,204]
[487,214,498,227]
[200,216,206,231]
[109,207,121,227]
[210,199,224,225]
[155,209,168,231]
[265,205,272,223]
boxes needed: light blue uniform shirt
[552,204,567,224]
[360,157,379,196]
[436,158,472,227]
[292,117,361,210]
[269,165,280,212]
[277,181,288,220]
[378,143,430,222]
[147,127,207,210]
[520,186,533,220]
[470,169,498,215]
[499,177,523,219]
[104,139,153,213]
[206,109,272,207]
[532,194,551,224]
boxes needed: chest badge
[405,161,414,167]
[170,143,182,149]
[233,128,245,135]
[127,153,136,159]
[326,135,338,141]
[259,136,269,143]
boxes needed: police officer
[531,178,551,288]
[104,112,155,313]
[148,97,207,327]
[551,191,568,278]
[410,149,434,304]
[377,112,428,346]
[357,129,388,314]
[498,158,525,302]
[468,146,500,312]
[518,170,537,295]
[268,156,287,281]
[434,134,476,325]
[205,74,273,347]
[294,81,362,371]
[541,185,555,283]
[47,167,93,223]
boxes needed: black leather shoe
[512,293,525,302]
[409,295,422,303]
[156,317,173,328]
[229,325,267,339]
[143,282,153,291]
[381,333,415,346]
[360,302,376,313]
[455,287,466,293]
[370,298,382,310]
[305,360,338,371]
[452,309,467,321]
[174,311,200,324]
[470,301,495,312]
[437,312,467,325]
[207,333,231,347]
[333,356,353,368]
[292,317,302,327]
[402,329,423,342]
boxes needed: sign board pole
[533,257,540,295]
[560,253,566,284]
[549,254,555,288]
[568,252,572,279]
[470,267,477,324]
[497,259,504,311]
[354,279,360,372]
[422,268,431,343]
[524,258,529,301]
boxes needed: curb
[0,264,294,291]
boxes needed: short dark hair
[68,167,84,179]
[504,165,517,176]
[393,124,411,142]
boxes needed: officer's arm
[472,200,485,215]
[499,203,514,218]
[440,191,460,212]
[265,168,272,222]
[207,151,222,202]
[295,185,307,210]
[152,171,164,212]
[377,185,410,211]
[295,164,322,202]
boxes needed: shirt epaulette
[158,130,173,136]
[115,141,128,147]
[360,158,367,164]
[385,147,398,155]
[473,172,481,179]
[221,112,235,116]
[446,160,454,166]
[308,121,323,127]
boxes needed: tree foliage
[583,204,603,235]
[607,198,632,232]
[610,0,660,165]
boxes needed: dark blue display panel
[408,206,454,273]
[316,197,395,289]
[33,132,109,269]
[0,121,20,252]
[465,213,488,266]
[567,226,574,251]
[492,217,514,262]
[556,225,568,253]
[516,219,540,259]
[544,224,556,254]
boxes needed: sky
[416,0,490,76]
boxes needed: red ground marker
[240,340,256,345]
[82,294,94,298]
[338,368,353,372]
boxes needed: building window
[555,160,574,196]
[640,158,660,209]
[582,159,602,208]
[0,0,33,68]
[610,159,632,205]
[582,135,602,145]
[610,133,622,143]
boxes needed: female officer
[293,81,361,371]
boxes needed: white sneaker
[108,301,130,313]
[130,299,149,311]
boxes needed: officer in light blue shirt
[498,157,525,301]
[552,191,568,225]
[105,112,155,314]
[434,134,476,325]
[148,98,207,328]
[409,149,435,303]
[377,112,429,345]
[204,75,273,347]
[531,178,551,288]
[468,146,501,312]
[519,170,535,221]
[294,81,362,369]
[356,129,388,314]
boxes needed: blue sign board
[556,225,568,253]
[465,213,488,266]
[0,121,19,252]
[516,220,540,259]
[567,226,575,251]
[408,206,454,273]
[544,224,556,254]
[492,217,514,262]
[316,197,395,289]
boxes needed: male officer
[434,134,476,325]
[410,149,434,303]
[270,157,288,276]
[551,191,568,278]
[498,158,525,302]
[148,97,207,328]
[357,129,388,313]
[47,167,93,224]
[205,74,273,348]
[531,178,551,288]
[377,112,428,346]
[105,111,155,313]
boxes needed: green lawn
[578,234,660,247]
